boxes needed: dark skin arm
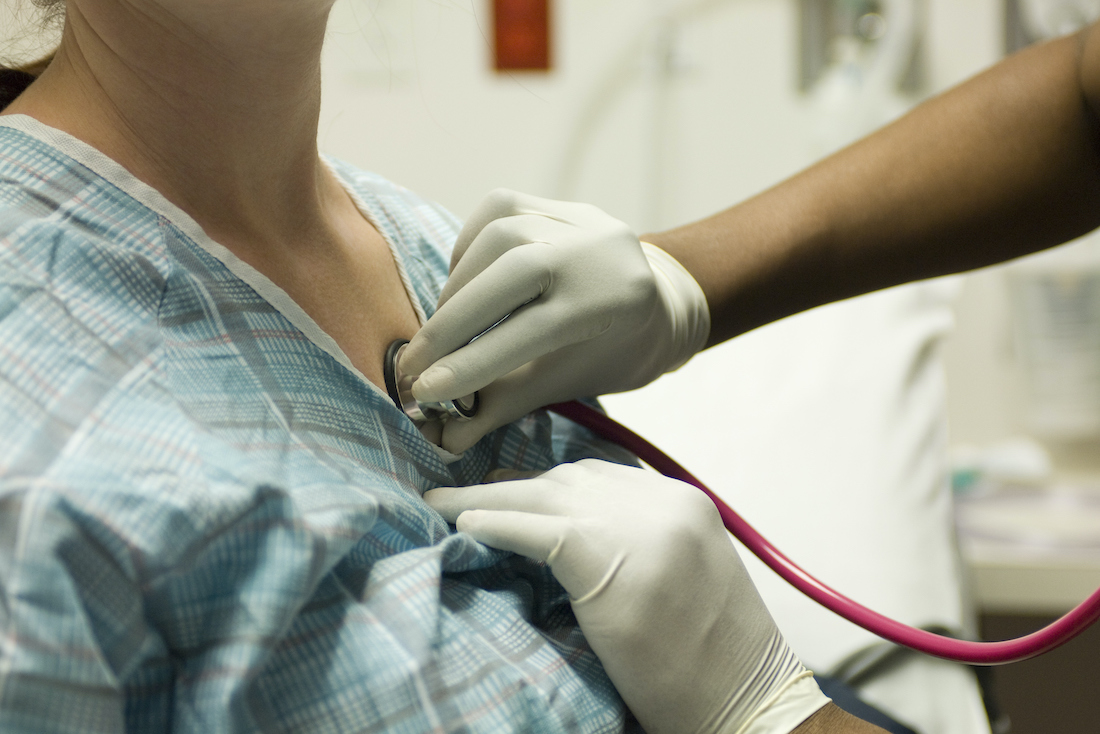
[794,703,889,734]
[648,24,1100,347]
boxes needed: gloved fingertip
[442,431,479,456]
[454,509,483,534]
[410,366,456,402]
[397,336,428,372]
[422,489,460,523]
[444,415,499,455]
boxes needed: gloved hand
[423,460,830,734]
[401,189,710,454]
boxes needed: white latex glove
[423,460,830,734]
[401,189,710,454]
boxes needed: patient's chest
[207,181,422,392]
[0,128,628,733]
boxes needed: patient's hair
[1,0,63,111]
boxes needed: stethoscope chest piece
[384,339,479,424]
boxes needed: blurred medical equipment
[554,0,923,232]
[1007,236,1100,440]
[799,0,922,95]
[1007,0,1100,51]
[553,0,750,227]
[804,0,920,158]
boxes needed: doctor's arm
[424,461,886,734]
[798,707,886,734]
[796,704,880,734]
[650,23,1100,346]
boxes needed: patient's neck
[5,0,425,393]
[6,0,340,254]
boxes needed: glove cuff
[698,632,829,734]
[733,671,831,734]
[641,242,710,373]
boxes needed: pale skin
[4,0,421,390]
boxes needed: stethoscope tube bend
[547,400,1100,666]
[383,332,1099,665]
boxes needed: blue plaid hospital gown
[0,115,633,733]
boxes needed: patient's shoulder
[0,126,174,295]
[0,189,169,323]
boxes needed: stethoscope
[384,338,1100,666]
[384,339,479,424]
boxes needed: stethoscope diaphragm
[384,339,479,424]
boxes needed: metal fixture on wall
[1005,0,1100,52]
[798,0,925,93]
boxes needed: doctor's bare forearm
[647,24,1100,347]
[792,703,889,734]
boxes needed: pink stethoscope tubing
[547,400,1100,666]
